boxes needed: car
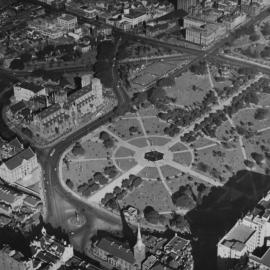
[50,149,55,157]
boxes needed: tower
[133,224,146,269]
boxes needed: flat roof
[251,247,270,268]
[221,223,255,252]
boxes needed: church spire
[137,223,143,249]
[134,223,146,269]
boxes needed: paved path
[207,63,248,161]
[104,128,139,152]
[156,166,173,196]
[170,160,222,186]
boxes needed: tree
[20,52,32,63]
[189,61,207,75]
[104,165,118,178]
[132,177,143,187]
[9,59,24,70]
[254,108,268,120]
[251,152,264,165]
[66,179,74,189]
[249,33,260,42]
[93,172,108,185]
[261,22,270,36]
[244,159,255,168]
[143,206,160,224]
[71,142,85,156]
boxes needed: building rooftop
[96,237,135,264]
[24,195,41,208]
[0,214,11,226]
[59,13,77,21]
[10,101,27,114]
[68,85,93,104]
[164,235,190,254]
[221,223,255,252]
[17,82,44,94]
[4,147,35,170]
[0,186,22,205]
[250,247,270,268]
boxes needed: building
[218,191,270,269]
[92,224,193,270]
[122,10,149,28]
[177,0,197,12]
[31,78,103,140]
[57,13,77,31]
[14,82,46,102]
[0,245,33,270]
[134,224,146,268]
[0,137,24,161]
[0,147,38,184]
[31,228,74,270]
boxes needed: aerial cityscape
[0,0,270,270]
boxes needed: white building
[0,147,38,184]
[122,10,149,28]
[14,82,46,102]
[57,13,77,31]
[218,192,270,269]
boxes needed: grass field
[233,108,270,132]
[114,158,138,171]
[193,143,246,182]
[115,147,135,158]
[128,137,148,148]
[63,159,113,187]
[215,120,234,141]
[165,71,211,106]
[160,165,181,178]
[169,142,188,152]
[80,140,113,159]
[173,152,192,166]
[192,137,217,149]
[121,180,175,212]
[108,118,143,140]
[142,117,169,135]
[138,166,160,179]
[148,136,170,146]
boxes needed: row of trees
[101,175,143,209]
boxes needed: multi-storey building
[92,224,193,270]
[31,78,103,140]
[31,228,74,269]
[0,147,38,184]
[0,245,33,270]
[14,82,46,102]
[218,192,270,269]
[177,0,197,12]
[57,13,77,31]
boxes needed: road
[2,0,270,262]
